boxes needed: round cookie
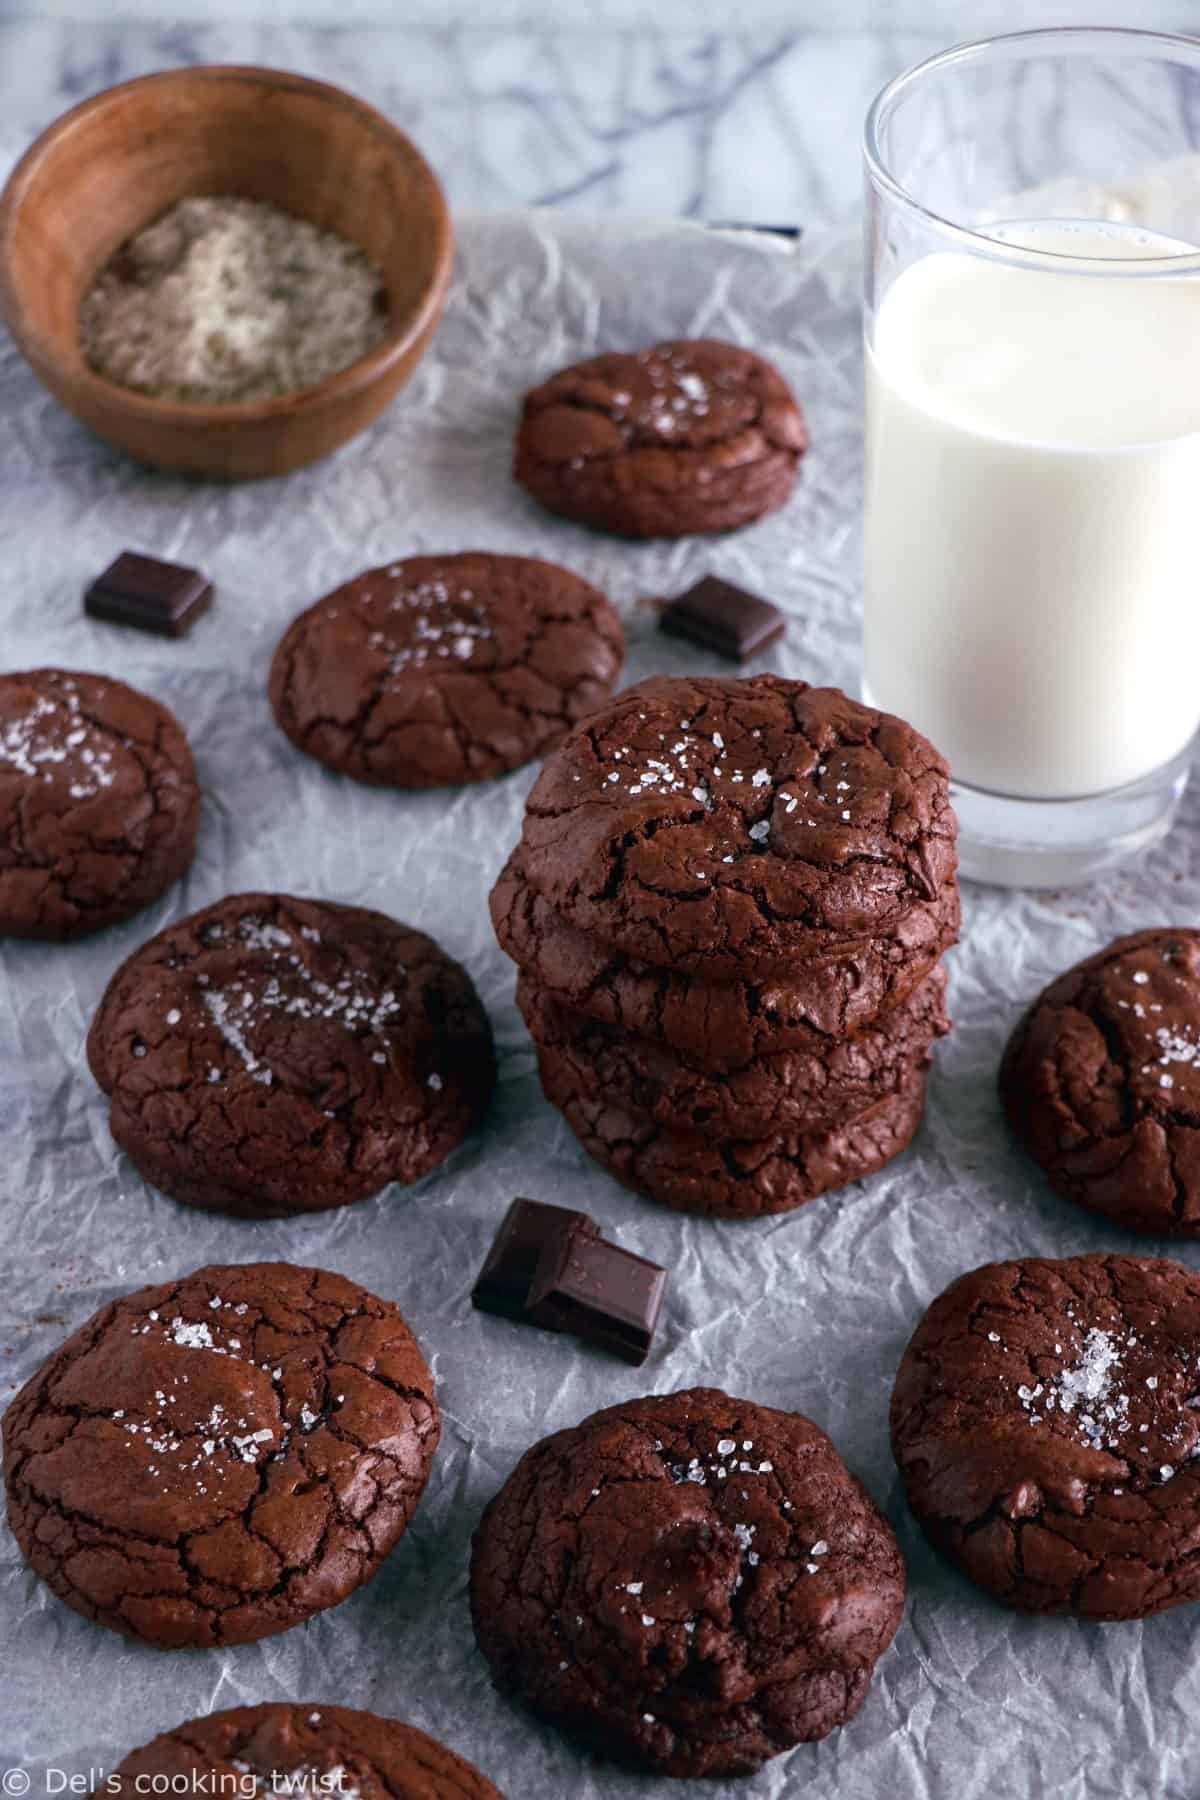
[111,1704,501,1798]
[891,1253,1200,1620]
[514,338,808,538]
[268,552,624,788]
[0,667,199,940]
[491,846,960,1066]
[87,893,495,1218]
[517,674,957,980]
[519,963,948,1137]
[1000,928,1200,1235]
[538,1053,928,1219]
[2,1262,439,1647]
[470,1388,904,1779]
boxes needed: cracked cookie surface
[519,963,947,1138]
[515,338,807,538]
[2,1262,439,1647]
[538,1052,927,1219]
[0,667,199,940]
[516,674,957,980]
[87,893,495,1218]
[491,846,959,1064]
[470,1387,904,1778]
[891,1253,1200,1619]
[112,1703,501,1798]
[1000,928,1200,1235]
[268,552,623,789]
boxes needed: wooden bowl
[0,65,454,480]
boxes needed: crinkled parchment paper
[2,203,1200,1800]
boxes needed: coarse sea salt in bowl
[0,64,454,480]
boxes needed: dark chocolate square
[471,1197,598,1323]
[527,1227,667,1365]
[659,574,785,661]
[85,551,213,638]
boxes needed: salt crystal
[170,1319,214,1349]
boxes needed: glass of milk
[863,28,1200,886]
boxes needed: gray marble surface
[2,2,1197,229]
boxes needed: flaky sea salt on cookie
[269,552,623,789]
[3,1262,439,1646]
[470,1387,904,1777]
[516,673,957,980]
[87,893,494,1217]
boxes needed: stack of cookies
[491,673,959,1219]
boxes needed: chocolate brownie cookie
[890,1253,1200,1619]
[112,1704,501,1798]
[492,847,959,1065]
[515,338,807,538]
[2,1262,439,1647]
[539,1055,928,1219]
[0,667,198,939]
[87,893,494,1218]
[1000,928,1200,1236]
[268,553,623,788]
[470,1388,904,1778]
[516,674,957,980]
[519,963,947,1137]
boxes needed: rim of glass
[864,25,1200,271]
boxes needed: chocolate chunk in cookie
[515,338,807,538]
[470,1388,904,1778]
[491,847,959,1066]
[891,1253,1200,1619]
[519,963,947,1138]
[516,674,957,980]
[112,1703,501,1798]
[1000,928,1200,1235]
[268,552,623,789]
[3,1262,439,1647]
[0,668,199,940]
[538,1052,928,1219]
[87,893,495,1218]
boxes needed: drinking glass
[863,28,1200,886]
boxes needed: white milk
[864,221,1200,799]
